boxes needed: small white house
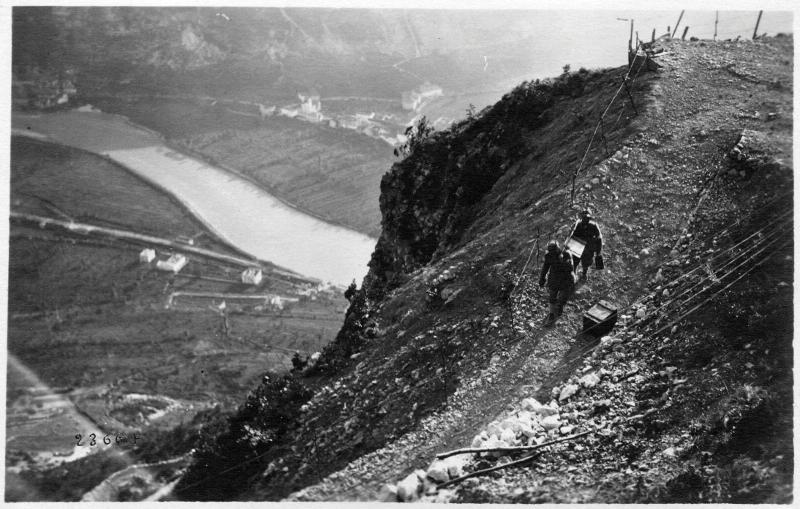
[241,268,263,285]
[268,295,284,310]
[139,248,156,263]
[156,254,188,273]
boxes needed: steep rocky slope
[175,35,793,502]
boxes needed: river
[11,110,377,286]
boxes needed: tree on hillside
[394,115,434,158]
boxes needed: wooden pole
[753,10,763,39]
[682,26,690,40]
[436,430,594,460]
[714,11,718,40]
[671,10,685,38]
[651,28,656,43]
[437,452,542,490]
[629,19,634,52]
[667,26,671,38]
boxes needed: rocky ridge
[177,35,792,503]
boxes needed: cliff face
[178,35,793,503]
[368,68,601,294]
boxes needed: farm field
[6,137,347,493]
[11,136,236,248]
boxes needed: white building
[156,254,188,273]
[139,248,156,263]
[267,295,300,310]
[297,93,323,123]
[339,115,359,130]
[299,93,321,114]
[241,267,263,285]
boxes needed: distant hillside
[172,34,793,503]
[12,7,549,103]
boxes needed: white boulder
[521,397,540,412]
[426,461,450,483]
[471,432,487,448]
[559,384,580,401]
[519,422,536,438]
[522,397,559,416]
[579,373,601,388]
[396,470,425,502]
[541,415,561,430]
[539,401,560,417]
[500,427,517,445]
[499,418,515,430]
[443,455,466,479]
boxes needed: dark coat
[539,250,575,290]
[571,219,603,253]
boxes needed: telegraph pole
[714,11,719,40]
[671,10,685,38]
[753,10,763,39]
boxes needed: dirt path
[10,211,294,273]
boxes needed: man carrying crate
[567,209,604,282]
[539,240,575,325]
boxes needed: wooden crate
[565,236,586,258]
[582,300,618,337]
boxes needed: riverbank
[81,104,365,238]
[86,95,390,237]
[12,110,377,285]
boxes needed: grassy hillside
[174,35,793,502]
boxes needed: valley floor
[6,137,346,501]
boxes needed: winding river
[11,110,377,285]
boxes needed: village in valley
[257,81,449,147]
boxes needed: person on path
[568,208,604,281]
[539,240,575,324]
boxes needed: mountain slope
[13,7,552,102]
[176,35,793,502]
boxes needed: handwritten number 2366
[75,432,140,446]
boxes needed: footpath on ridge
[166,35,791,503]
[284,35,793,503]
